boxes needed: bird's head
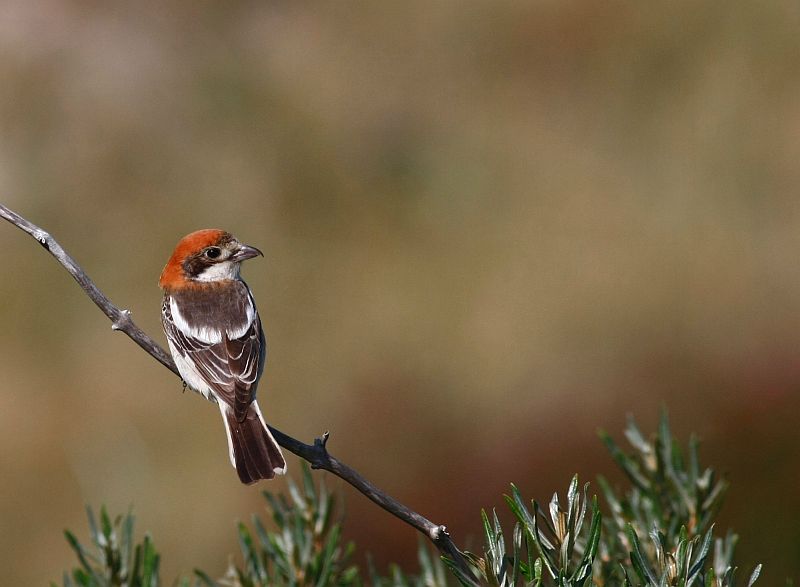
[159,229,263,290]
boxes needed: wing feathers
[162,284,265,420]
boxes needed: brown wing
[223,315,265,420]
[163,294,265,422]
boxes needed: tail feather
[220,401,286,484]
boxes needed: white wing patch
[169,293,255,342]
[170,297,224,343]
[227,296,256,339]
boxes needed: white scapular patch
[169,297,224,344]
[195,260,241,282]
[226,296,256,339]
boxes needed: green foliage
[54,506,159,587]
[595,413,762,587]
[457,413,760,587]
[205,464,361,586]
[57,414,763,587]
[450,475,599,587]
[365,541,451,587]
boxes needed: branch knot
[430,524,449,541]
[112,309,133,331]
[309,431,331,469]
[33,229,50,249]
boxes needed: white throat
[195,261,241,282]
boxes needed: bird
[159,229,286,484]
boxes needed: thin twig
[0,203,476,583]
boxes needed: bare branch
[0,203,476,583]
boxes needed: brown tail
[221,401,286,484]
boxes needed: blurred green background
[2,1,800,584]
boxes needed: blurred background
[1,1,800,583]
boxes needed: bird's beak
[231,243,264,262]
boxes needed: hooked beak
[231,243,264,262]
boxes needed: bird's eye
[204,247,222,259]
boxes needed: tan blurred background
[2,1,800,584]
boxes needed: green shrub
[56,413,762,586]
